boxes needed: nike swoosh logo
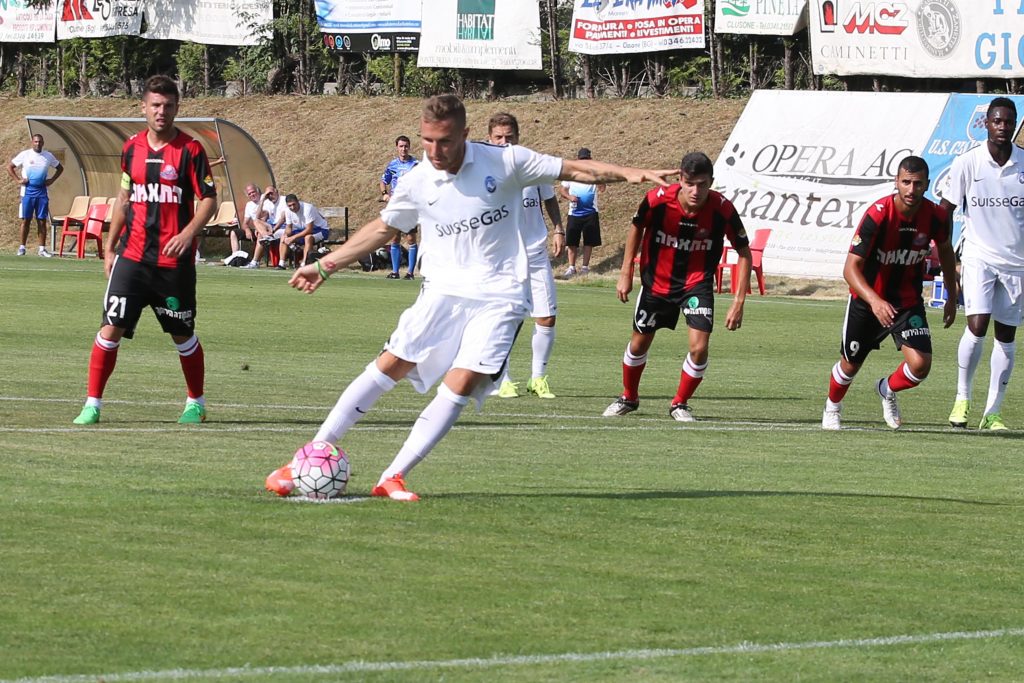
[428,198,439,205]
[355,407,366,414]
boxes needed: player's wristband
[316,260,331,280]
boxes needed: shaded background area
[1,95,746,273]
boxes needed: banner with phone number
[57,0,142,39]
[568,0,706,55]
[0,1,56,42]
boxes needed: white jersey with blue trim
[381,142,562,304]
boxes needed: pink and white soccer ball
[290,441,349,499]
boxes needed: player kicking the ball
[821,155,957,430]
[264,94,677,501]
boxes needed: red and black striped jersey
[633,185,748,299]
[116,129,216,268]
[849,194,949,308]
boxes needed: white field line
[3,627,1022,683]
[0,394,951,434]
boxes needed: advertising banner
[57,0,142,39]
[809,0,1024,78]
[922,93,1024,245]
[142,0,272,46]
[568,0,705,55]
[322,32,420,53]
[418,0,542,70]
[315,0,420,52]
[0,1,56,42]
[713,90,947,279]
[314,0,421,31]
[716,0,807,36]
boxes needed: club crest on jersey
[1018,172,1024,184]
[160,164,178,181]
[484,176,497,193]
[852,234,862,246]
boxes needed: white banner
[142,0,272,46]
[57,0,142,39]
[314,0,421,32]
[809,0,1024,78]
[0,1,55,42]
[568,0,705,55]
[713,90,947,279]
[418,0,542,70]
[716,0,807,36]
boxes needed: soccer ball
[290,441,349,499]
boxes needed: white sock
[85,397,102,409]
[956,329,985,401]
[314,361,397,444]
[624,345,647,367]
[378,383,468,483]
[984,340,1016,415]
[531,323,555,378]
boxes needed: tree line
[3,0,1016,99]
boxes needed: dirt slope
[0,94,747,272]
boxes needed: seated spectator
[245,185,288,269]
[276,193,329,269]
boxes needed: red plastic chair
[717,229,772,295]
[79,204,109,259]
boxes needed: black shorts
[566,213,601,247]
[103,256,197,339]
[633,285,715,335]
[841,297,932,364]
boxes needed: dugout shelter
[25,115,274,240]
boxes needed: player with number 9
[820,155,957,431]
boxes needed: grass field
[1,256,1022,682]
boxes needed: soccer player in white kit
[265,94,677,500]
[487,112,565,399]
[943,97,1024,430]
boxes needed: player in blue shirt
[379,135,419,279]
[558,147,604,277]
[8,134,63,257]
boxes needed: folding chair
[717,228,772,295]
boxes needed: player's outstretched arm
[289,217,397,294]
[559,159,678,187]
[936,238,958,328]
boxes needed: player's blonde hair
[423,94,467,129]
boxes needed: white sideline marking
[285,495,370,505]
[3,627,1022,683]
[0,423,855,435]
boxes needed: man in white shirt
[276,194,329,269]
[8,133,63,257]
[943,97,1024,430]
[487,111,565,400]
[244,185,288,268]
[264,93,676,501]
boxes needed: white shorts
[385,287,528,397]
[527,249,558,319]
[961,258,1024,326]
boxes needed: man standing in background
[379,135,419,279]
[9,133,63,257]
[558,147,603,278]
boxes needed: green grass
[1,255,1022,682]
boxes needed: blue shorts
[19,194,49,220]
